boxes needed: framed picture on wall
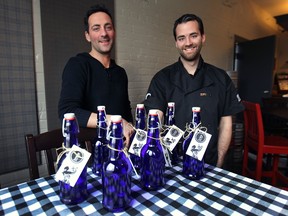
[276,73,288,93]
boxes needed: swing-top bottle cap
[111,115,122,123]
[168,102,175,107]
[64,113,76,120]
[149,109,159,116]
[192,107,201,112]
[136,104,145,108]
[97,105,105,111]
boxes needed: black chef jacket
[144,57,244,165]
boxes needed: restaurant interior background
[0,0,288,188]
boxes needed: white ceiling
[252,0,288,17]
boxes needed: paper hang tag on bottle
[186,128,211,161]
[163,125,184,151]
[55,145,91,187]
[162,144,172,167]
[128,129,147,157]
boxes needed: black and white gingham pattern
[1,165,288,215]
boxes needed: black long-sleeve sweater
[58,52,133,127]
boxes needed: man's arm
[87,113,134,146]
[216,116,232,168]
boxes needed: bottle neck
[166,107,175,126]
[135,108,146,130]
[64,119,79,147]
[192,111,201,127]
[98,111,106,123]
[97,111,107,138]
[147,114,160,141]
[108,122,124,158]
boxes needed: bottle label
[128,129,147,157]
[185,129,211,161]
[163,125,184,151]
[55,145,91,187]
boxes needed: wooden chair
[242,100,288,190]
[25,127,95,180]
[262,97,288,137]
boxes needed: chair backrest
[25,127,96,180]
[242,101,265,150]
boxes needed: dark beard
[180,52,200,62]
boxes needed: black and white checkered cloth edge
[1,164,288,216]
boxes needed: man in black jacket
[144,14,244,167]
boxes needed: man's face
[175,20,205,62]
[85,12,115,55]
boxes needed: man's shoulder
[67,52,91,64]
[204,62,226,74]
[162,61,179,71]
[203,62,231,85]
[156,61,179,76]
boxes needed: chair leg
[256,153,263,181]
[286,156,288,176]
[266,154,273,170]
[272,155,279,186]
[276,171,288,191]
[275,156,288,190]
[242,146,248,176]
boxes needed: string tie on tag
[183,122,202,139]
[56,143,71,165]
[160,125,172,137]
[160,137,172,154]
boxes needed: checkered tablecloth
[1,164,288,215]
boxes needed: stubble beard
[179,45,202,62]
[95,42,114,55]
[180,51,200,62]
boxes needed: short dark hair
[84,4,113,32]
[173,14,204,40]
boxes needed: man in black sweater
[58,5,133,143]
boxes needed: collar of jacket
[169,56,214,94]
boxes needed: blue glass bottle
[59,113,88,204]
[140,109,165,190]
[92,105,108,175]
[165,102,179,165]
[102,115,132,212]
[182,107,205,180]
[130,104,146,170]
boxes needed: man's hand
[88,112,135,147]
[122,118,134,147]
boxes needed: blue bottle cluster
[102,115,132,212]
[92,105,108,175]
[140,109,165,190]
[165,102,179,165]
[59,113,88,205]
[182,107,205,180]
[56,104,207,210]
[130,103,146,170]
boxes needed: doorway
[235,35,276,106]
